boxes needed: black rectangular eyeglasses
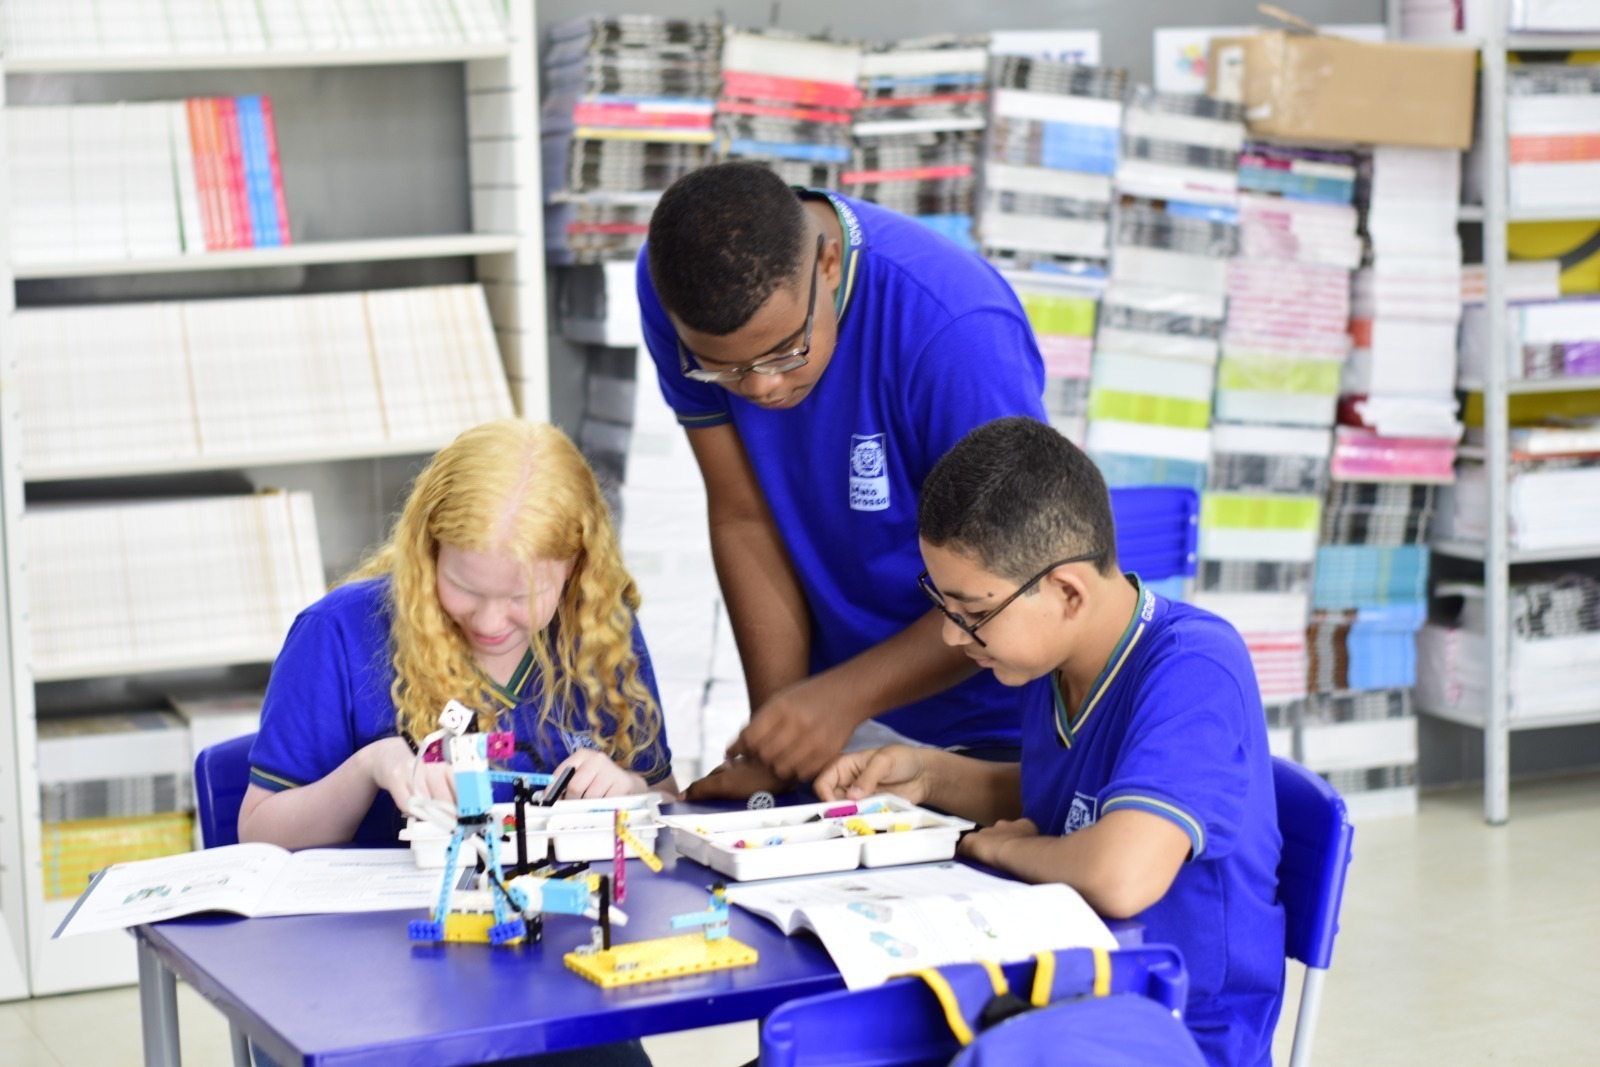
[918,551,1107,649]
[677,233,824,384]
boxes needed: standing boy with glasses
[638,161,1051,800]
[817,416,1285,1067]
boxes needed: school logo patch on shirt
[1065,791,1099,834]
[849,433,890,512]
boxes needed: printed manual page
[726,862,1119,989]
[54,844,447,938]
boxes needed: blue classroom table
[134,824,1139,1065]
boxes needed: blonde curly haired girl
[240,419,674,849]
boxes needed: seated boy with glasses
[817,416,1285,1067]
[637,162,1052,799]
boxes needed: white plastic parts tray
[401,792,665,868]
[657,795,974,881]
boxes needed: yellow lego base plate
[564,934,758,988]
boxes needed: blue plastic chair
[758,945,1190,1067]
[194,732,257,849]
[1108,486,1199,583]
[1273,756,1355,1067]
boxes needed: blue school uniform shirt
[249,577,673,844]
[1021,577,1285,1067]
[637,190,1049,749]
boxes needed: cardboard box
[1208,30,1477,149]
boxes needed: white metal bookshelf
[0,0,548,997]
[1410,3,1600,824]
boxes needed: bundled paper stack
[12,285,512,477]
[1008,276,1098,445]
[980,55,1124,270]
[24,492,325,681]
[541,16,722,265]
[1395,0,1488,37]
[7,97,289,265]
[1440,417,1600,553]
[1087,88,1245,497]
[1508,63,1600,217]
[714,30,862,188]
[0,0,506,59]
[846,35,989,249]
[1509,1,1600,30]
[1461,294,1600,384]
[1421,573,1600,729]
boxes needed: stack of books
[13,284,513,476]
[714,30,862,188]
[1444,418,1600,552]
[1462,295,1600,383]
[1087,88,1244,498]
[8,97,289,264]
[0,0,506,59]
[1009,277,1098,445]
[541,16,722,265]
[1508,63,1600,217]
[846,35,989,250]
[24,491,326,681]
[1421,573,1600,728]
[980,55,1124,270]
[1510,0,1600,30]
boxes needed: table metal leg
[137,938,182,1067]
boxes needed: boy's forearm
[924,751,1023,825]
[986,812,1189,919]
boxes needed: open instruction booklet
[724,861,1119,989]
[54,844,458,939]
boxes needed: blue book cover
[235,96,280,248]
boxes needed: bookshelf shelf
[1457,203,1485,222]
[1430,538,1600,565]
[32,646,286,685]
[12,234,520,280]
[1419,695,1600,732]
[0,0,548,1000]
[1457,374,1600,395]
[1506,32,1600,51]
[1507,205,1600,223]
[23,436,468,483]
[3,43,514,76]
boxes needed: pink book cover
[215,97,253,248]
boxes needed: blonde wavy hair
[348,419,662,774]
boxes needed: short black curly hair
[646,161,809,336]
[920,417,1119,582]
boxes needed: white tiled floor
[3,771,1596,1065]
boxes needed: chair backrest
[1272,755,1354,970]
[759,946,1189,1067]
[1108,487,1199,583]
[195,732,257,848]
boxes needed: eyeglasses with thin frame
[918,551,1107,649]
[677,233,824,384]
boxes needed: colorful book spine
[259,95,292,245]
[236,96,281,247]
[215,96,254,248]
[186,98,223,252]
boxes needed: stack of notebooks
[12,284,513,476]
[1190,143,1360,715]
[1420,573,1600,728]
[1508,63,1600,218]
[846,35,989,250]
[980,55,1124,270]
[24,491,326,681]
[1510,1,1600,30]
[541,16,722,265]
[1009,276,1098,445]
[8,97,289,265]
[714,30,862,188]
[1087,88,1244,497]
[0,0,507,58]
